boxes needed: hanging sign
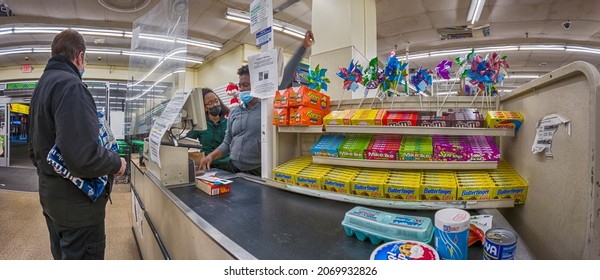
[256,26,273,48]
[531,113,571,158]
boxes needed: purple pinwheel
[436,60,453,80]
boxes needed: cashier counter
[129,155,534,260]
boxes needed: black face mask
[208,106,221,116]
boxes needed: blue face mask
[79,69,85,78]
[239,90,253,104]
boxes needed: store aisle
[0,183,139,260]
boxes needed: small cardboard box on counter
[196,179,231,196]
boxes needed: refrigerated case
[0,102,7,166]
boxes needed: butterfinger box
[289,106,328,126]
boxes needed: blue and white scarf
[47,111,119,202]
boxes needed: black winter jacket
[29,55,122,227]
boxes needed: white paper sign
[149,89,191,167]
[531,113,571,158]
[109,111,125,140]
[250,0,272,34]
[247,48,282,98]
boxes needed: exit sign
[21,65,32,73]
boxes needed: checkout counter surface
[169,176,494,260]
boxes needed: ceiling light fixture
[1,25,222,51]
[225,8,307,39]
[467,0,486,24]
[396,44,597,61]
[0,46,204,65]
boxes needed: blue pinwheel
[299,64,331,92]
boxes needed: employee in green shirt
[186,88,230,170]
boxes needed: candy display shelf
[278,125,323,133]
[324,125,515,137]
[312,156,499,170]
[253,176,515,210]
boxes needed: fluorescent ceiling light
[225,8,251,24]
[436,91,458,96]
[1,25,222,51]
[507,75,540,79]
[430,49,471,57]
[0,46,203,65]
[566,46,600,55]
[225,8,307,39]
[433,78,460,83]
[519,45,565,51]
[467,0,486,24]
[475,46,518,52]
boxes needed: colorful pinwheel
[466,54,494,92]
[299,64,330,92]
[455,48,476,78]
[435,60,453,80]
[363,57,382,90]
[384,50,408,92]
[336,59,363,92]
[410,67,433,92]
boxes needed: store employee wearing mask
[198,30,314,176]
[186,88,230,170]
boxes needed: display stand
[270,94,508,209]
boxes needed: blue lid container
[341,206,434,245]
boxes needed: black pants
[224,161,262,177]
[43,211,106,260]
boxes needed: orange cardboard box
[289,106,327,126]
[196,179,231,196]
[288,86,330,111]
[272,107,289,126]
[274,89,290,108]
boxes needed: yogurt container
[434,208,470,260]
[370,240,439,260]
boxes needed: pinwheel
[384,50,408,92]
[466,54,494,92]
[487,52,510,84]
[410,67,433,92]
[455,48,476,78]
[336,59,363,92]
[299,64,330,92]
[435,60,453,80]
[363,57,382,90]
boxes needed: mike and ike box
[288,86,330,111]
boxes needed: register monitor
[171,88,207,135]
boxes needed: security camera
[563,21,571,29]
[97,56,102,61]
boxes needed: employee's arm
[279,30,314,90]
[198,149,223,170]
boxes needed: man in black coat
[29,29,126,260]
